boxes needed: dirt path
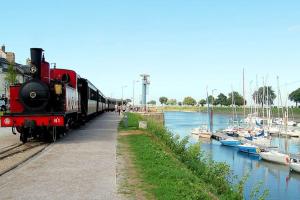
[117,130,151,200]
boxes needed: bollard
[139,121,147,129]
[123,112,128,128]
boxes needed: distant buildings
[0,45,30,97]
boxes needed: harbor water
[164,111,300,200]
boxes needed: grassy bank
[118,113,247,200]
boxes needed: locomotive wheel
[20,132,28,144]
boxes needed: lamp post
[121,85,127,105]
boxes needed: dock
[211,132,230,141]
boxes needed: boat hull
[199,133,212,139]
[238,145,259,155]
[290,163,300,173]
[220,140,241,147]
[259,151,290,165]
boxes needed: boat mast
[277,76,284,120]
[231,86,234,125]
[243,68,246,119]
[206,87,211,132]
[255,75,258,117]
[262,77,265,121]
[266,76,271,129]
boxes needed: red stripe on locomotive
[1,115,64,127]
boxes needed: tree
[178,102,182,106]
[159,97,168,105]
[147,100,156,105]
[228,91,246,106]
[289,88,300,107]
[183,96,196,106]
[215,93,228,106]
[5,62,17,85]
[199,99,206,107]
[252,86,276,106]
[207,95,215,105]
[166,99,177,105]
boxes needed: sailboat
[259,82,291,165]
[259,149,290,165]
[220,138,241,147]
[191,88,212,139]
[223,87,243,137]
[191,126,212,139]
[237,143,260,155]
[290,158,300,173]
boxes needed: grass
[118,113,144,131]
[123,134,216,200]
[118,113,245,200]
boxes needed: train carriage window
[89,88,97,101]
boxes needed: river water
[164,111,300,200]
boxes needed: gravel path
[0,112,120,200]
[0,127,21,149]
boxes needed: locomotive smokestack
[30,48,44,79]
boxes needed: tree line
[147,86,300,107]
[156,91,247,107]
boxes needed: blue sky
[1,0,300,105]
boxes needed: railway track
[0,141,46,161]
[0,143,23,155]
[0,141,49,176]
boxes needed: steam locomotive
[1,48,119,143]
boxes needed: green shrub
[120,113,241,199]
[146,119,239,199]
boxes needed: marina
[165,111,300,200]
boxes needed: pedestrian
[117,105,121,115]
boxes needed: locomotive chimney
[30,48,43,79]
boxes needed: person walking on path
[117,105,121,115]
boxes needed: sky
[1,0,300,105]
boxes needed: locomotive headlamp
[54,84,63,95]
[30,65,37,74]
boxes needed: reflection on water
[164,111,300,200]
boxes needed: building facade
[0,45,30,98]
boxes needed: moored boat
[191,127,212,139]
[220,138,241,147]
[268,126,280,135]
[259,150,290,165]
[280,129,300,138]
[290,158,300,173]
[223,126,239,137]
[237,143,260,155]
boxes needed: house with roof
[0,45,30,97]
